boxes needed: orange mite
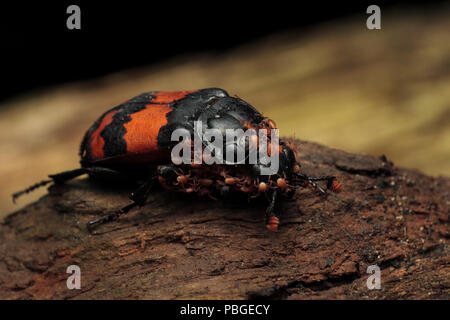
[225,177,237,185]
[331,179,343,193]
[258,182,268,193]
[177,175,189,184]
[266,216,279,231]
[277,178,288,189]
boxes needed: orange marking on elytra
[90,110,118,160]
[122,104,173,158]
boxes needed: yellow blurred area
[1,7,449,219]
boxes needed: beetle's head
[250,139,298,181]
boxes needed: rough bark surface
[0,140,448,299]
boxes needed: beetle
[13,88,342,231]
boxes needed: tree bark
[0,140,448,299]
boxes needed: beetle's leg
[48,168,90,183]
[83,167,136,183]
[295,173,339,194]
[265,189,281,231]
[156,165,193,192]
[87,165,186,231]
[129,174,158,205]
[157,165,181,182]
[87,202,138,232]
[87,174,158,231]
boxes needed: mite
[13,88,342,231]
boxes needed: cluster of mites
[157,163,342,198]
[157,163,342,231]
[158,164,292,198]
[162,118,289,196]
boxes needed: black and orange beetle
[13,88,341,231]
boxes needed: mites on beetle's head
[13,88,342,232]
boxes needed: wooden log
[0,140,448,299]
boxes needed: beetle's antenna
[13,168,88,203]
[12,179,53,203]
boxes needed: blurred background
[1,1,449,219]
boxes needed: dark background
[0,1,440,103]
